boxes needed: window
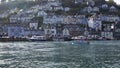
[51,31,54,33]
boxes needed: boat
[28,36,46,41]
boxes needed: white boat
[28,36,46,41]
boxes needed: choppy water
[0,41,120,68]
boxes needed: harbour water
[0,41,120,68]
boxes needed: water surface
[0,41,120,68]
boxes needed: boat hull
[28,39,46,42]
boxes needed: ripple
[0,60,5,64]
[0,41,120,68]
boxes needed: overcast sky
[114,0,120,5]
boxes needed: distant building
[63,15,87,24]
[43,15,63,24]
[109,6,117,13]
[114,21,120,40]
[24,29,44,37]
[101,4,108,9]
[100,15,120,22]
[87,0,95,6]
[37,11,47,17]
[64,7,70,12]
[44,24,57,37]
[83,6,99,14]
[48,0,61,6]
[51,6,63,11]
[62,28,70,37]
[92,7,99,13]
[88,17,102,30]
[101,21,115,39]
[75,0,95,6]
[9,14,35,23]
[63,24,84,36]
[8,26,24,37]
[83,6,92,13]
[29,23,38,30]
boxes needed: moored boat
[27,36,46,41]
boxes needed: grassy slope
[0,1,38,13]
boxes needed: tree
[106,0,116,6]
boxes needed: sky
[114,0,120,5]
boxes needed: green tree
[106,0,116,6]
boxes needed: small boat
[28,36,46,41]
[71,40,90,45]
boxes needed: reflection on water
[0,41,120,68]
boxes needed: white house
[24,30,44,36]
[83,6,99,13]
[106,15,119,22]
[44,28,57,37]
[47,0,61,6]
[88,17,102,30]
[92,7,99,12]
[52,6,63,11]
[87,0,95,6]
[29,23,38,30]
[101,4,108,9]
[87,6,93,13]
[48,1,61,6]
[93,20,102,30]
[43,15,63,24]
[9,14,35,23]
[109,6,117,12]
[64,7,70,11]
[37,11,47,17]
[38,4,53,11]
[63,15,87,24]
[101,32,114,39]
[83,6,92,13]
[88,17,94,28]
[62,28,70,37]
[100,14,120,22]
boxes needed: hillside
[0,0,119,15]
[0,1,37,13]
